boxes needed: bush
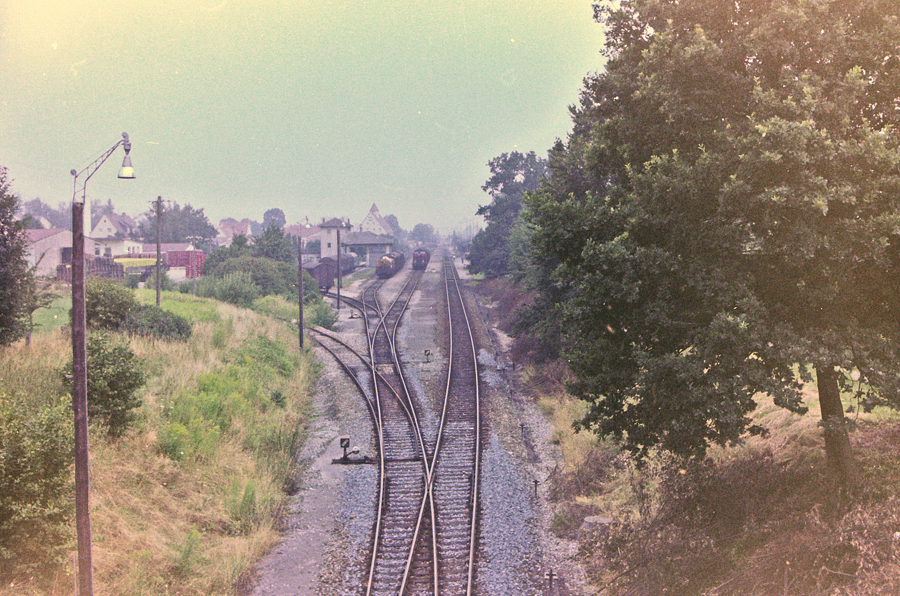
[145,268,176,292]
[62,333,146,437]
[304,300,337,329]
[0,392,72,577]
[194,272,261,307]
[210,256,296,297]
[85,277,138,329]
[122,304,192,340]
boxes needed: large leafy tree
[527,0,900,486]
[138,202,217,249]
[20,198,71,230]
[262,208,286,230]
[253,222,294,263]
[468,151,547,278]
[0,167,30,346]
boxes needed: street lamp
[69,132,134,596]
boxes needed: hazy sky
[0,0,604,232]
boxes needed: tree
[262,208,286,230]
[0,167,30,346]
[409,223,437,245]
[468,151,547,278]
[526,0,900,487]
[20,198,71,230]
[253,223,294,263]
[138,202,217,249]
[202,234,252,275]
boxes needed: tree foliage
[253,223,294,263]
[525,0,900,480]
[138,202,217,249]
[468,151,547,278]
[262,208,286,230]
[0,391,72,572]
[409,223,437,245]
[19,197,71,230]
[0,168,30,346]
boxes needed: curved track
[316,254,482,595]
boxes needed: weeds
[0,291,314,595]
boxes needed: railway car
[375,251,406,278]
[304,259,336,290]
[411,248,431,270]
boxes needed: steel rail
[362,271,435,596]
[444,260,483,596]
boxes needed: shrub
[85,277,138,329]
[194,272,261,307]
[304,300,338,329]
[210,255,295,297]
[62,333,146,437]
[123,304,192,340]
[0,392,72,577]
[145,268,176,292]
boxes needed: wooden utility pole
[71,201,94,596]
[336,223,343,310]
[155,196,162,307]
[298,257,305,348]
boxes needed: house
[26,228,103,278]
[26,228,72,277]
[216,219,252,246]
[319,217,351,260]
[91,213,138,238]
[92,237,143,258]
[357,203,395,237]
[341,231,394,267]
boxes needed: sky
[0,0,605,234]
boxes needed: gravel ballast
[246,260,588,595]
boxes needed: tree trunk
[815,366,860,489]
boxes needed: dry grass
[522,356,900,595]
[0,295,316,595]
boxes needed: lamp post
[70,132,134,596]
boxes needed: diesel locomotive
[411,248,431,270]
[375,251,406,278]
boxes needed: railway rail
[314,253,482,595]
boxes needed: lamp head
[118,133,135,179]
[118,154,135,179]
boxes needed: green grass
[30,293,71,333]
[1,291,317,596]
[135,288,221,323]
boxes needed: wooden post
[71,201,94,596]
[298,258,304,348]
[336,224,342,310]
[155,196,162,307]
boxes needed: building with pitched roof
[357,203,395,237]
[91,213,138,238]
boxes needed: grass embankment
[530,364,900,596]
[472,277,900,595]
[1,290,317,595]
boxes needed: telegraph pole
[155,196,162,307]
[298,256,305,348]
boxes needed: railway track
[315,253,482,595]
